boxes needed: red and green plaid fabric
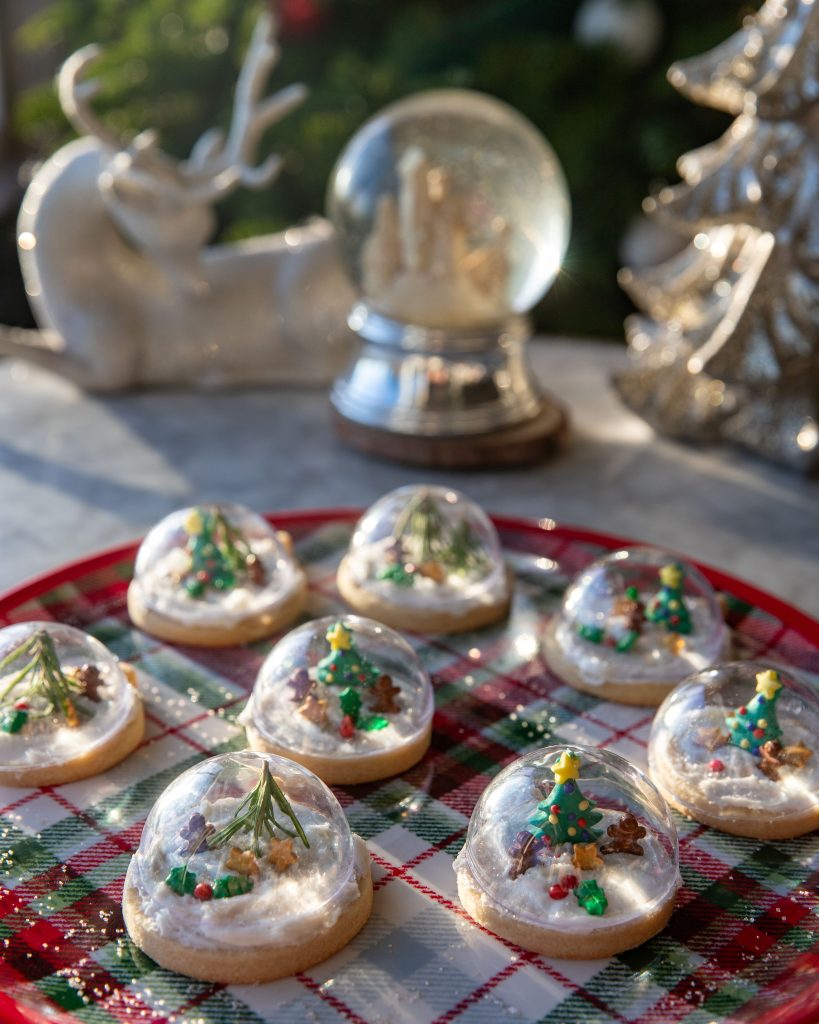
[0,512,817,1024]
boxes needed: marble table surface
[0,338,817,619]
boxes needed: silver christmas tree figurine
[617,0,819,473]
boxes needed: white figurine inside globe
[545,546,728,705]
[241,615,434,784]
[454,745,679,957]
[328,89,570,329]
[648,662,819,839]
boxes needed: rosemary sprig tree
[0,629,84,727]
[208,762,310,856]
[390,491,489,575]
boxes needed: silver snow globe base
[331,305,544,436]
[327,89,571,457]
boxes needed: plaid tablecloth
[0,512,817,1024]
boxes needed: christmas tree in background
[529,750,603,847]
[4,0,746,339]
[725,668,783,755]
[646,563,692,635]
[316,621,381,687]
[617,0,819,471]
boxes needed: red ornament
[196,570,210,582]
[551,805,561,815]
[577,818,587,828]
[339,715,356,739]
[709,759,725,772]
[753,728,765,739]
[738,706,747,715]
[549,884,568,900]
[563,874,578,890]
[193,882,213,901]
[670,615,680,625]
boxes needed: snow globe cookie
[454,745,679,959]
[128,503,307,647]
[123,750,373,983]
[337,484,511,634]
[241,616,434,785]
[0,622,144,786]
[544,547,729,705]
[648,663,819,839]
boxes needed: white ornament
[4,12,355,390]
[575,0,663,68]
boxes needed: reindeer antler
[58,45,124,151]
[184,11,307,199]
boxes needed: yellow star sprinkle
[659,563,683,588]
[552,750,580,785]
[326,622,352,651]
[755,670,782,701]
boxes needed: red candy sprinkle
[549,884,568,900]
[13,700,28,710]
[563,874,578,890]
[710,759,725,772]
[339,715,356,739]
[738,706,747,715]
[193,883,213,901]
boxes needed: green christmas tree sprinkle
[528,750,603,847]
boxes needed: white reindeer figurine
[4,12,355,390]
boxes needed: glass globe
[242,615,433,763]
[455,744,679,935]
[328,89,570,329]
[130,502,301,626]
[548,546,727,690]
[130,751,358,928]
[0,621,135,772]
[648,662,819,837]
[343,484,505,603]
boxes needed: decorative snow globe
[0,621,143,786]
[544,547,729,705]
[648,662,819,839]
[123,750,373,983]
[241,615,434,784]
[127,503,307,647]
[327,88,571,464]
[454,745,680,958]
[336,484,511,633]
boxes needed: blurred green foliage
[9,0,745,335]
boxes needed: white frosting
[0,664,137,769]
[131,538,302,627]
[240,667,432,759]
[554,597,726,685]
[455,806,679,933]
[130,797,368,949]
[653,704,818,816]
[346,536,507,613]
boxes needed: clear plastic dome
[131,503,301,625]
[550,547,727,686]
[342,484,506,606]
[648,662,819,834]
[457,745,678,932]
[0,621,135,770]
[327,89,571,329]
[130,751,358,936]
[242,615,434,761]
